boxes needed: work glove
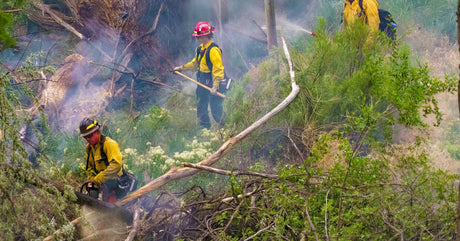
[173,66,183,72]
[211,85,218,95]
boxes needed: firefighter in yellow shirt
[174,21,225,129]
[343,0,380,32]
[80,118,124,203]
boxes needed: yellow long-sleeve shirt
[182,40,225,87]
[85,136,123,184]
[343,0,380,32]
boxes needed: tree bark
[264,0,277,50]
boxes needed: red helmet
[192,21,216,37]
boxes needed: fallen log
[117,37,299,206]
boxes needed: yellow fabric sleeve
[182,55,199,72]
[85,144,97,180]
[209,46,224,87]
[362,0,380,32]
[87,136,123,184]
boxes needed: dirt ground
[398,28,460,173]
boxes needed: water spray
[299,28,315,36]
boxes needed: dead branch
[223,193,246,232]
[325,188,331,241]
[182,162,278,179]
[252,19,267,37]
[125,202,143,241]
[30,1,84,39]
[117,37,299,206]
[286,127,306,161]
[117,2,164,63]
[243,223,273,241]
[305,195,319,241]
[221,190,259,203]
[379,209,404,240]
[3,9,22,13]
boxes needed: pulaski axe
[174,71,226,98]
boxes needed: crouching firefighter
[79,118,137,203]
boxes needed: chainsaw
[79,180,100,199]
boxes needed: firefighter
[343,0,380,33]
[173,21,225,129]
[79,117,124,203]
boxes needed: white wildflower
[165,158,176,167]
[123,148,138,156]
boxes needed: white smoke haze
[79,205,127,241]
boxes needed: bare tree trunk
[264,0,277,50]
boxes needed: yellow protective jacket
[85,136,123,184]
[343,0,380,32]
[181,40,225,88]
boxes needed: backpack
[86,135,137,194]
[377,8,397,40]
[357,0,397,40]
[195,42,232,91]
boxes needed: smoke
[79,205,128,240]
